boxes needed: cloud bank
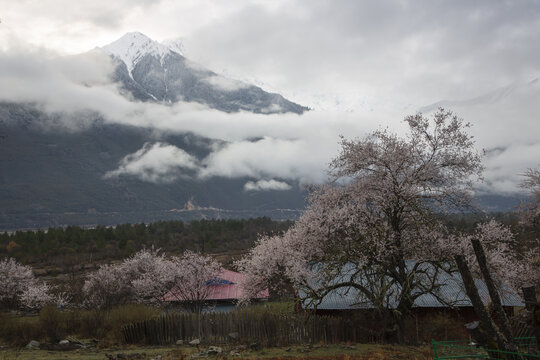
[0,45,539,194]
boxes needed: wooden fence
[122,312,370,346]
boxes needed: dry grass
[0,305,161,346]
[0,344,433,360]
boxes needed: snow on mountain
[99,32,308,114]
[162,37,185,56]
[101,32,175,75]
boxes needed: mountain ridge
[100,32,309,114]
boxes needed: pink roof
[163,269,269,302]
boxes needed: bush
[39,306,66,342]
[0,313,42,346]
[96,304,161,342]
[74,304,160,341]
[0,304,160,346]
[236,300,296,317]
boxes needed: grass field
[0,343,433,360]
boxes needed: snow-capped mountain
[102,32,173,76]
[100,32,308,114]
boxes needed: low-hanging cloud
[103,138,329,185]
[199,137,331,183]
[103,142,198,183]
[244,179,292,192]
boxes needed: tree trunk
[394,297,413,344]
[454,255,507,353]
[471,239,519,353]
[383,311,399,343]
[393,256,412,344]
[521,286,540,351]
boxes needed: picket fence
[122,312,369,346]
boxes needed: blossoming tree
[163,251,222,314]
[83,249,221,312]
[0,257,67,310]
[0,257,35,308]
[238,109,486,342]
[83,263,133,309]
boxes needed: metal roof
[164,269,269,302]
[299,262,524,310]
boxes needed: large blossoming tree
[238,109,486,342]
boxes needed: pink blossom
[452,220,540,292]
[0,257,66,310]
[0,257,35,305]
[164,251,222,312]
[20,282,69,310]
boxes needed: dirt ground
[0,343,433,360]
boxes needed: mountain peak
[120,31,152,41]
[101,32,174,73]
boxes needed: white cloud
[103,142,198,183]
[199,137,332,183]
[244,179,292,191]
[104,137,330,186]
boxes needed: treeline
[1,213,535,268]
[0,217,293,265]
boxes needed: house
[163,269,269,312]
[298,262,524,323]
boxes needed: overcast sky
[1,0,539,193]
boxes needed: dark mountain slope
[0,103,306,230]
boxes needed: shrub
[39,305,66,342]
[0,304,160,346]
[0,313,42,346]
[98,304,161,341]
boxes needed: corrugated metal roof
[164,269,269,302]
[300,262,524,310]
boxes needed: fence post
[432,339,439,360]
